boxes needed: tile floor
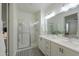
[16,47,45,56]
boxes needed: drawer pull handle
[61,49,63,54]
[59,48,62,52]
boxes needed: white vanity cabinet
[39,36,79,56]
[38,37,45,54]
[44,39,51,56]
[51,42,64,56]
[62,47,79,56]
[51,41,79,56]
[39,37,51,56]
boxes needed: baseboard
[16,46,38,52]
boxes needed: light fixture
[61,3,79,12]
[66,23,69,33]
[30,21,39,26]
[45,12,56,20]
[44,3,79,20]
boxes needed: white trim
[45,3,79,20]
[45,12,56,20]
[30,21,39,27]
[61,4,79,12]
[16,46,37,52]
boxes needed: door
[63,47,79,56]
[65,13,78,35]
[44,39,51,56]
[69,20,77,35]
[39,38,45,54]
[51,42,65,56]
[17,20,30,49]
[39,38,51,56]
[51,42,59,56]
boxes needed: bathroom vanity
[39,34,79,56]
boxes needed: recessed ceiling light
[45,12,56,20]
[61,3,79,12]
[44,3,79,20]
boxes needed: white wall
[47,6,79,36]
[0,3,1,19]
[48,12,65,33]
[2,4,7,28]
[40,8,48,35]
[9,4,37,55]
[31,11,40,47]
[8,4,17,56]
[9,4,41,55]
[34,11,41,21]
[17,10,34,24]
[17,10,38,48]
[0,4,1,21]
[0,3,6,56]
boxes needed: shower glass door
[17,21,30,49]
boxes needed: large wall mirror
[65,13,78,36]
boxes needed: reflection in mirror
[65,13,78,36]
[66,23,69,34]
[47,22,54,34]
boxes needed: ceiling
[17,3,66,13]
[45,3,67,15]
[17,3,51,13]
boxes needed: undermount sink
[59,36,79,45]
[70,39,79,45]
[64,38,79,45]
[46,34,79,45]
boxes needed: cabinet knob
[40,38,42,40]
[59,48,62,52]
[59,48,64,54]
[61,49,64,54]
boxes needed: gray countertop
[40,34,79,53]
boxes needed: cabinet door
[39,38,46,55]
[39,38,51,56]
[51,41,79,56]
[44,39,51,56]
[17,22,30,49]
[41,39,47,55]
[38,38,43,51]
[51,42,59,56]
[63,47,79,56]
